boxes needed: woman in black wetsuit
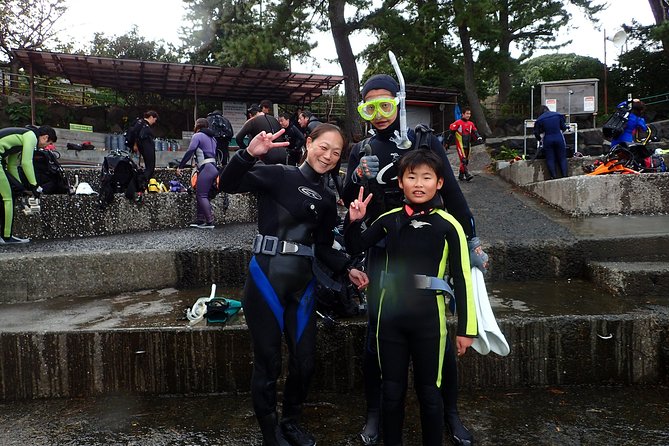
[219,124,368,446]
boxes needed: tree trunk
[328,0,364,142]
[496,1,512,106]
[458,23,492,136]
[648,0,669,57]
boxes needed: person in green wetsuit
[0,125,57,244]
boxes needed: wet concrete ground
[0,385,667,445]
[0,279,654,332]
[2,154,669,444]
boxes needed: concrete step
[0,285,667,401]
[586,260,669,298]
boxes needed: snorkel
[388,51,412,149]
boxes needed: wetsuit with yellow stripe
[0,128,38,239]
[345,196,476,446]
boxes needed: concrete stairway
[586,260,669,298]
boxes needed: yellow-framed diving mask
[357,97,400,121]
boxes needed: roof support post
[29,64,36,125]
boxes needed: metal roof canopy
[12,49,346,104]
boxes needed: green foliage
[490,145,521,161]
[360,1,464,91]
[509,53,604,107]
[181,0,314,69]
[463,0,604,103]
[608,46,669,101]
[6,102,47,126]
[82,26,179,62]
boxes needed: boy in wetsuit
[343,74,485,446]
[346,148,477,446]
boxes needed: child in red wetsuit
[449,108,481,182]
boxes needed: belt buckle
[279,241,299,254]
[261,235,279,255]
[413,274,431,289]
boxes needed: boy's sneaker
[464,172,474,181]
[458,172,466,181]
[0,235,30,244]
[189,221,205,228]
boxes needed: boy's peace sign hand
[349,187,373,222]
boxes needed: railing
[0,69,122,106]
[640,92,669,106]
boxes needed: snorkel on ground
[388,51,412,150]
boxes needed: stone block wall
[12,168,257,241]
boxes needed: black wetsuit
[342,119,476,437]
[219,149,349,425]
[345,196,476,445]
[235,115,287,165]
[136,120,156,184]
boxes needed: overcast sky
[58,0,656,75]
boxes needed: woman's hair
[194,117,209,132]
[397,149,444,180]
[631,99,645,116]
[308,123,347,148]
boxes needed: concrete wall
[497,157,669,216]
[0,312,666,401]
[12,168,257,241]
[526,173,669,216]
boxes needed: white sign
[545,99,557,112]
[583,96,595,112]
[222,101,249,137]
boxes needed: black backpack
[123,118,144,150]
[32,150,71,194]
[98,153,143,208]
[602,107,629,140]
[207,113,234,141]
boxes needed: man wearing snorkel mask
[343,74,486,446]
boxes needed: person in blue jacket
[610,99,647,149]
[534,106,569,180]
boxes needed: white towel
[470,267,510,356]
